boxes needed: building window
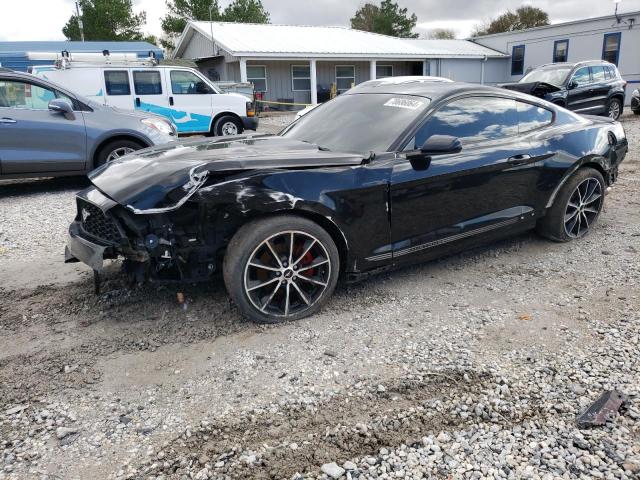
[376,65,393,78]
[553,40,569,63]
[104,71,130,96]
[291,65,311,91]
[247,65,267,92]
[336,65,355,93]
[511,45,525,75]
[602,32,621,66]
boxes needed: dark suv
[501,60,626,120]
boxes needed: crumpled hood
[499,81,561,98]
[89,134,364,213]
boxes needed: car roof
[346,80,527,102]
[534,60,614,70]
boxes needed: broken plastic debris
[576,390,628,428]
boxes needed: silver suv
[0,70,177,179]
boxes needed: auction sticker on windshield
[383,98,425,110]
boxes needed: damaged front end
[499,81,562,99]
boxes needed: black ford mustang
[66,79,628,323]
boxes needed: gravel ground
[0,113,638,480]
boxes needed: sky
[2,0,640,42]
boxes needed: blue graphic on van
[135,100,211,134]
[96,88,104,97]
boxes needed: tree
[427,29,455,39]
[472,6,549,36]
[223,0,270,23]
[351,0,418,38]
[62,0,148,41]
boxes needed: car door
[132,69,171,121]
[165,68,214,134]
[389,95,537,263]
[588,65,609,114]
[566,66,594,113]
[0,77,86,175]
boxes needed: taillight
[246,101,255,117]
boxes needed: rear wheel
[606,98,622,120]
[537,167,605,242]
[213,115,243,136]
[95,139,144,167]
[223,216,340,323]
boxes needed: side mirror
[406,135,461,171]
[567,80,577,90]
[48,99,75,120]
[196,82,211,94]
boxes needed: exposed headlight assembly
[141,117,177,136]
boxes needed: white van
[32,55,257,136]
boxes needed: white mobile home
[472,10,640,104]
[173,22,507,106]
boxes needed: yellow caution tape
[255,99,312,107]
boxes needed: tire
[605,97,622,120]
[537,167,605,242]
[633,110,640,116]
[95,139,145,167]
[213,115,243,136]
[223,215,340,324]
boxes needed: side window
[0,80,68,109]
[553,40,569,63]
[571,67,591,87]
[170,70,212,94]
[591,65,606,82]
[413,96,518,148]
[104,71,131,96]
[517,102,552,133]
[133,70,162,95]
[291,65,311,91]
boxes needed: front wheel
[223,216,340,323]
[537,167,605,242]
[214,115,243,136]
[95,139,144,167]
[606,98,622,120]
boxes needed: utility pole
[76,1,85,41]
[209,1,215,56]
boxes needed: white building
[173,22,507,105]
[472,10,640,104]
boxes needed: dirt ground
[0,114,639,480]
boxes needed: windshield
[520,68,572,86]
[281,93,430,155]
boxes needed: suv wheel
[606,98,622,120]
[223,215,340,323]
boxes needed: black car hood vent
[89,135,364,213]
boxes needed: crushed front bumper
[65,221,108,271]
[241,115,259,131]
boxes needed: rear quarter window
[517,102,553,133]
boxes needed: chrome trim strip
[366,217,520,262]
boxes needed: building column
[369,60,377,80]
[239,58,247,83]
[422,60,428,76]
[310,59,318,105]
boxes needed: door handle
[135,97,141,107]
[169,96,174,106]
[507,154,531,166]
[0,117,16,124]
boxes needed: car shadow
[0,176,89,198]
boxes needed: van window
[170,70,212,94]
[133,71,162,95]
[104,71,131,96]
